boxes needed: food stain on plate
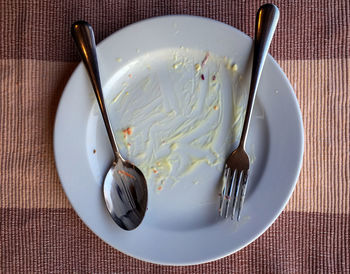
[105,47,247,192]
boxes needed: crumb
[212,75,216,81]
[231,63,238,71]
[194,63,201,72]
[116,57,122,62]
[153,169,158,174]
[122,127,133,139]
[118,170,135,179]
[201,52,210,67]
[213,105,218,110]
[170,143,177,150]
[93,149,96,154]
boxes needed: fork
[219,4,279,220]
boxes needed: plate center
[85,48,269,230]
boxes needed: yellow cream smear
[194,63,201,72]
[109,49,244,191]
[154,157,172,177]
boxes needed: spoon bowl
[104,160,148,230]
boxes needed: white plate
[54,15,303,265]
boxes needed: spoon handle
[71,21,121,161]
[239,4,279,149]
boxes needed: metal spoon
[71,21,148,231]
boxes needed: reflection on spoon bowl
[104,160,148,230]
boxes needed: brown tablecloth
[1,0,349,272]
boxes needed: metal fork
[219,4,279,220]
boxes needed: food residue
[201,52,210,67]
[108,49,245,192]
[231,63,238,71]
[170,143,178,151]
[173,63,181,70]
[194,63,201,72]
[122,127,133,139]
[118,170,135,179]
[93,149,96,154]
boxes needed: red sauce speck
[157,186,163,191]
[122,127,133,139]
[201,74,205,80]
[212,75,216,81]
[118,170,135,179]
[201,52,210,67]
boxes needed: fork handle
[239,4,279,149]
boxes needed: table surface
[1,0,349,272]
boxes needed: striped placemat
[1,0,349,272]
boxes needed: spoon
[71,21,148,231]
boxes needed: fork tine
[224,169,237,218]
[219,165,230,216]
[236,171,248,221]
[231,170,243,220]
